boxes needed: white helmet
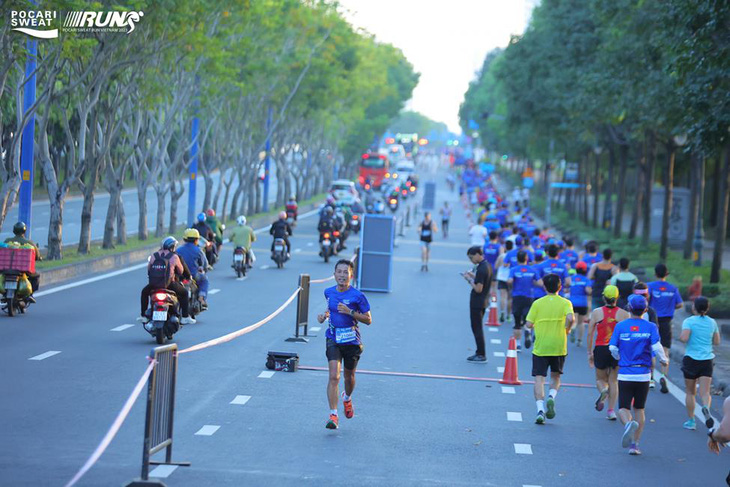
[237,215,246,226]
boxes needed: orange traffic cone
[485,293,500,326]
[500,337,522,385]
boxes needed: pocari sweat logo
[10,10,58,39]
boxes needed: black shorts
[573,306,588,316]
[326,339,363,370]
[512,296,533,329]
[657,316,673,349]
[593,345,618,370]
[682,356,713,380]
[498,281,509,290]
[619,380,650,410]
[532,354,566,377]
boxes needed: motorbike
[1,271,32,317]
[348,213,361,234]
[388,195,399,213]
[271,237,288,269]
[142,289,181,344]
[182,278,205,319]
[233,246,250,278]
[320,231,335,263]
[285,209,297,230]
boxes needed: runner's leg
[534,375,546,401]
[685,378,697,420]
[698,375,712,410]
[634,408,646,442]
[595,367,608,396]
[608,367,619,412]
[343,368,356,397]
[328,360,341,411]
[576,314,585,345]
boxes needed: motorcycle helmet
[197,212,206,223]
[206,209,216,217]
[12,221,27,236]
[237,215,246,226]
[278,211,287,219]
[183,228,200,242]
[326,195,335,204]
[324,207,334,216]
[162,236,178,251]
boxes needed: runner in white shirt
[469,224,488,247]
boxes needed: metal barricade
[129,344,189,485]
[287,274,312,342]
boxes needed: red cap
[576,261,587,271]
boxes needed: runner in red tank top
[587,286,630,419]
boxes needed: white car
[329,179,359,202]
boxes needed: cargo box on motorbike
[0,248,35,273]
[265,351,299,372]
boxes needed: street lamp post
[693,156,705,266]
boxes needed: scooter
[1,271,32,317]
[388,195,399,213]
[183,278,205,319]
[320,232,335,263]
[271,238,288,269]
[348,213,361,234]
[142,289,181,344]
[233,246,250,278]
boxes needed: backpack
[148,252,173,288]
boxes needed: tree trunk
[102,188,119,249]
[710,145,730,283]
[116,190,127,245]
[47,197,64,260]
[221,175,234,222]
[642,132,657,246]
[77,181,97,255]
[629,165,643,240]
[169,179,184,234]
[137,185,148,240]
[602,146,615,230]
[660,142,676,261]
[212,169,225,214]
[581,155,589,224]
[230,183,243,219]
[202,171,214,212]
[684,152,701,259]
[614,144,628,238]
[710,155,721,226]
[592,151,600,228]
[155,189,166,238]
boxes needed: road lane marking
[493,352,505,358]
[501,387,516,394]
[307,242,314,246]
[507,412,523,422]
[194,425,220,436]
[662,373,704,421]
[514,444,533,455]
[258,371,275,379]
[230,395,251,405]
[497,367,505,374]
[294,248,302,253]
[149,465,178,478]
[35,262,148,297]
[29,351,61,361]
[310,327,321,332]
[110,324,135,332]
[490,339,502,344]
[236,276,248,281]
[208,289,221,295]
[488,328,498,333]
[260,265,270,270]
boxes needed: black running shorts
[531,354,565,377]
[657,316,673,349]
[326,339,363,371]
[593,345,618,370]
[618,380,650,410]
[682,356,713,380]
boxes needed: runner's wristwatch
[350,309,355,316]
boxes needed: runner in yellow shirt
[526,273,575,424]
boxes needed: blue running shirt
[324,286,371,345]
[609,318,660,381]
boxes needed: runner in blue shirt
[569,261,592,346]
[538,244,571,298]
[647,263,683,394]
[505,236,534,267]
[609,294,669,456]
[508,250,541,350]
[483,231,502,291]
[532,250,547,300]
[679,296,720,431]
[560,238,580,269]
[580,241,603,268]
[317,259,372,430]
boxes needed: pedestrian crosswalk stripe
[494,351,505,357]
[490,339,502,344]
[149,465,178,478]
[230,395,251,405]
[29,351,61,361]
[514,443,533,455]
[194,425,220,436]
[110,324,135,332]
[488,328,498,333]
[501,386,516,394]
[258,371,275,379]
[507,412,523,422]
[310,327,321,332]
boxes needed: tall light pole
[693,155,705,266]
[19,1,39,238]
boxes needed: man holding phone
[463,246,493,363]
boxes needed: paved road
[1,166,284,248]
[0,164,726,486]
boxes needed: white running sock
[549,389,558,400]
[343,394,351,402]
[330,409,338,416]
[536,400,545,413]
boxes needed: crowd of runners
[449,163,726,457]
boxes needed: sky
[337,0,538,134]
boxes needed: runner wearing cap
[526,274,575,425]
[587,285,630,420]
[610,294,669,455]
[632,282,660,388]
[647,263,683,393]
[679,296,721,430]
[569,261,592,346]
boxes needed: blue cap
[515,236,523,246]
[628,294,648,312]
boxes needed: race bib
[335,326,358,344]
[421,230,432,237]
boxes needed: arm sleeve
[652,342,668,362]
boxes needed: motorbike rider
[177,228,209,310]
[140,237,196,324]
[205,209,224,250]
[193,212,217,265]
[333,206,348,250]
[320,195,337,218]
[269,211,292,257]
[229,215,256,268]
[4,221,42,301]
[285,197,298,221]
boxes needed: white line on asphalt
[523,484,542,487]
[236,276,248,281]
[208,289,221,295]
[662,373,703,421]
[294,248,302,253]
[258,371,275,379]
[110,324,135,332]
[260,265,270,270]
[514,443,533,455]
[28,351,61,361]
[307,242,314,246]
[34,262,148,298]
[230,395,251,405]
[149,465,178,478]
[501,386,515,394]
[310,327,321,332]
[488,328,498,333]
[507,412,523,422]
[194,425,221,436]
[494,352,505,358]
[490,339,502,344]
[498,367,505,374]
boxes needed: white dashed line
[230,395,251,405]
[498,366,505,374]
[29,351,61,361]
[294,248,302,253]
[488,328,499,333]
[149,465,178,478]
[195,425,221,436]
[507,412,523,422]
[310,326,321,332]
[523,485,542,487]
[261,265,270,270]
[514,443,533,455]
[490,339,502,344]
[493,352,505,358]
[208,289,221,295]
[236,276,248,281]
[258,371,275,379]
[307,242,314,246]
[110,324,135,332]
[501,386,516,394]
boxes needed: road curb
[40,200,324,289]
